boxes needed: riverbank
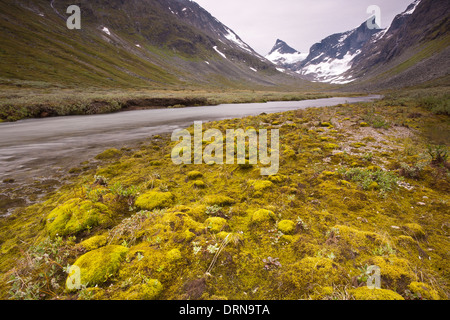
[0,93,448,300]
[0,87,360,122]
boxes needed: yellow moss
[268,175,286,183]
[192,180,206,189]
[187,171,203,180]
[408,282,440,300]
[66,245,128,289]
[249,180,273,192]
[278,220,296,235]
[311,286,334,300]
[135,191,175,211]
[46,199,112,238]
[323,143,339,149]
[360,122,370,127]
[115,279,163,300]
[283,257,341,295]
[250,209,276,224]
[367,256,414,291]
[205,217,228,233]
[166,249,182,262]
[80,235,108,252]
[162,211,205,234]
[95,148,121,160]
[350,287,404,300]
[203,195,235,206]
[402,223,426,239]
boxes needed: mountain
[344,0,450,90]
[265,39,307,71]
[0,0,306,89]
[293,21,384,84]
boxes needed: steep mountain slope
[344,0,450,91]
[265,39,307,71]
[293,21,384,84]
[0,0,304,89]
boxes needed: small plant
[263,257,282,271]
[206,205,223,216]
[206,244,220,254]
[296,217,309,230]
[192,242,202,255]
[356,265,372,284]
[372,243,395,257]
[427,145,448,166]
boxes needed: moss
[187,171,203,180]
[192,180,206,189]
[367,256,414,292]
[166,249,182,262]
[250,209,276,224]
[95,148,121,160]
[323,143,339,149]
[350,287,404,300]
[161,211,205,234]
[407,282,440,300]
[80,235,108,252]
[249,180,273,192]
[116,280,163,300]
[360,122,370,127]
[268,175,286,183]
[66,245,128,289]
[278,220,296,235]
[205,217,228,233]
[46,199,112,238]
[282,257,341,296]
[135,191,175,210]
[402,223,426,239]
[203,195,235,206]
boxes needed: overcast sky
[194,0,414,55]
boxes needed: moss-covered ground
[0,95,448,300]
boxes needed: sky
[194,0,415,55]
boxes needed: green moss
[46,199,112,238]
[135,191,175,210]
[95,148,121,160]
[80,235,108,252]
[205,217,228,233]
[66,245,128,289]
[278,220,296,235]
[407,282,440,300]
[203,195,235,206]
[350,287,404,300]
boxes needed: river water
[0,95,380,216]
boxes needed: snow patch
[266,48,307,65]
[213,46,227,59]
[250,67,257,72]
[223,27,253,53]
[101,27,111,36]
[299,50,361,84]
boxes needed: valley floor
[0,90,449,300]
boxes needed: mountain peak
[266,39,307,69]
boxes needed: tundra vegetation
[0,90,448,300]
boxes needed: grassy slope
[0,91,448,300]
